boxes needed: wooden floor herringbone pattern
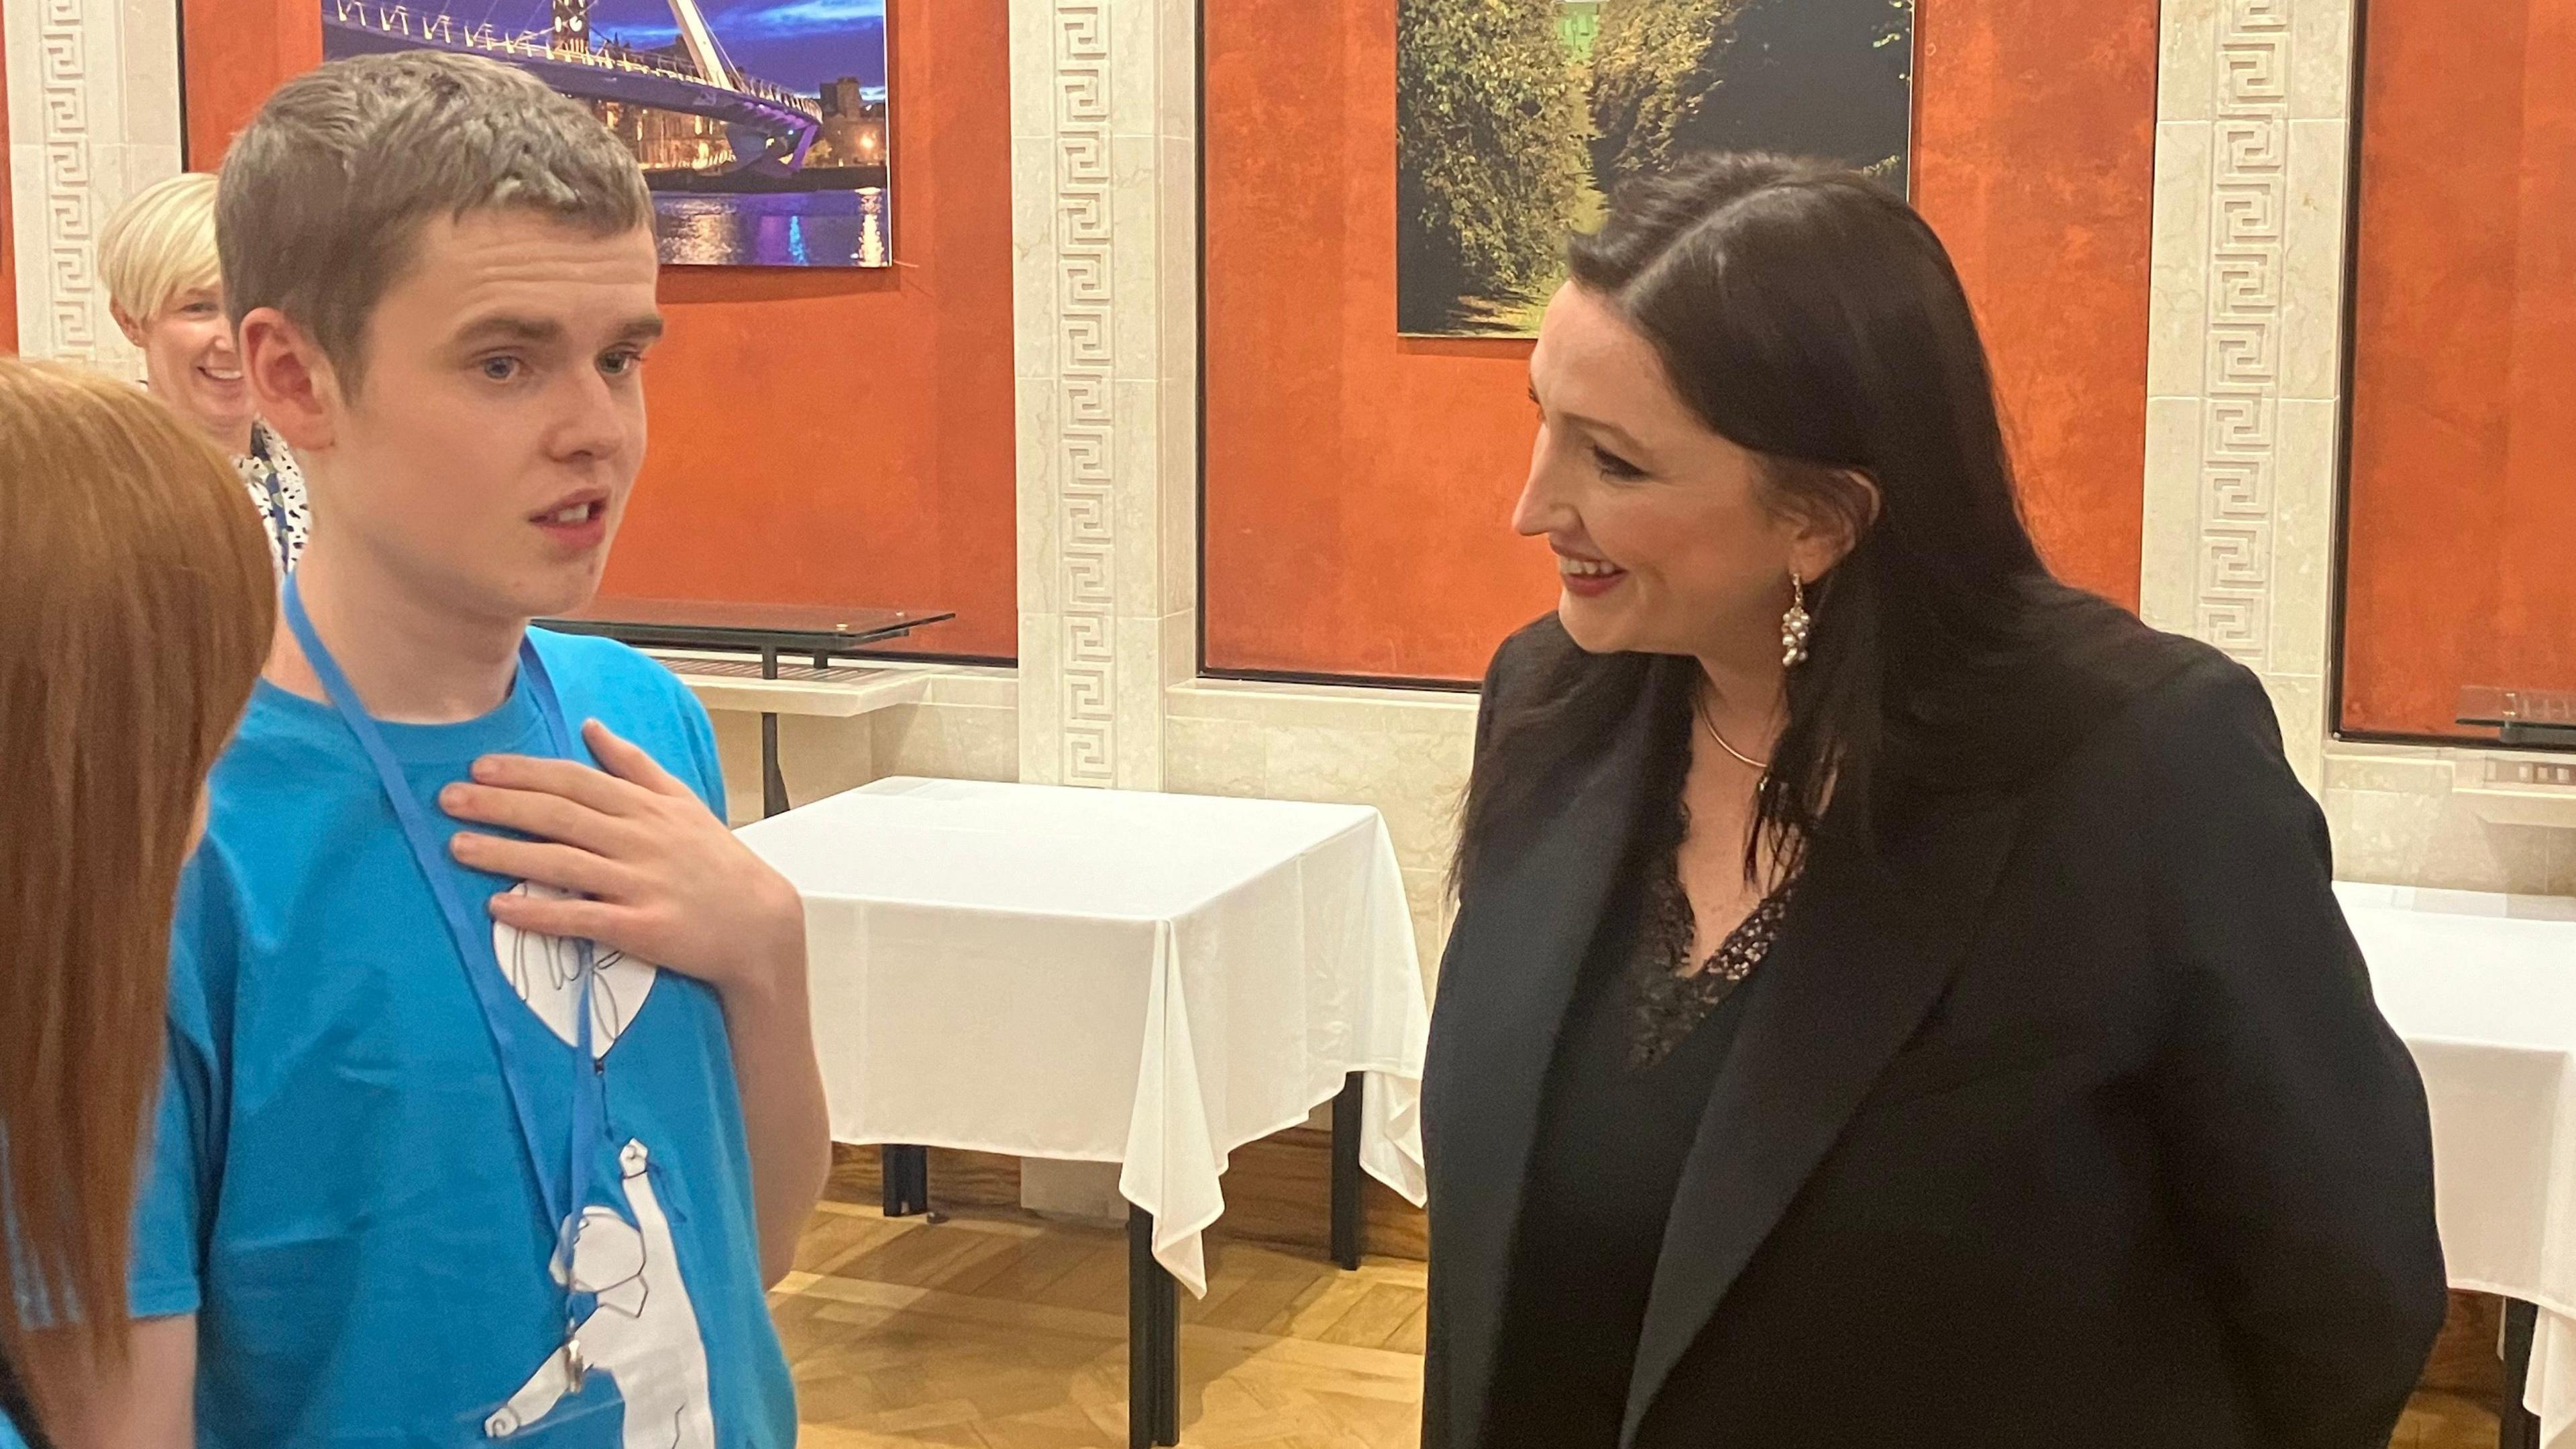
[775,1196,1424,1449]
[772,1175,2501,1449]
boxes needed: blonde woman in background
[0,360,277,1448]
[101,170,309,574]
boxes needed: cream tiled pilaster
[1005,0,1197,1221]
[2141,0,2353,792]
[1009,0,1197,790]
[5,0,182,368]
[2141,0,2575,896]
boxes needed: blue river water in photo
[651,186,889,268]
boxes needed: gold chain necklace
[1696,698,1773,773]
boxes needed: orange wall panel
[179,0,1017,659]
[1910,0,2154,614]
[607,0,1018,659]
[1202,0,1552,683]
[2341,0,2576,738]
[1203,0,2157,683]
[183,0,325,164]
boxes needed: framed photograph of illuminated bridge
[323,0,892,268]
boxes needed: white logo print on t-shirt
[494,881,661,1055]
[484,889,716,1446]
[484,1140,718,1448]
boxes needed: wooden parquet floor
[773,1188,2500,1449]
[774,1195,1424,1449]
[2391,1391,2498,1449]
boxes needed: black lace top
[1483,792,1801,1447]
[1625,804,1799,1070]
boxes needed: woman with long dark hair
[1421,154,2445,1448]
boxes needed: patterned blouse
[233,419,311,576]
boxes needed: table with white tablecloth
[739,776,1433,1448]
[2339,882,2576,1449]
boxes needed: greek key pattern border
[1053,0,1116,786]
[2194,0,2289,668]
[37,0,100,361]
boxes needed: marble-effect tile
[2279,118,2351,403]
[2286,0,2355,123]
[2266,398,2339,678]
[2146,121,2216,400]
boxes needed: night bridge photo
[323,0,891,266]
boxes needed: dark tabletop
[537,596,955,653]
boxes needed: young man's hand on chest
[441,718,807,1007]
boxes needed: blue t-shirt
[132,631,795,1448]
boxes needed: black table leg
[1331,1072,1364,1271]
[2502,1297,2540,1449]
[881,1144,929,1218]
[759,647,789,818]
[1128,1206,1179,1448]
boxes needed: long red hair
[0,360,275,1380]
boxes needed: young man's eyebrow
[451,315,566,347]
[446,314,665,350]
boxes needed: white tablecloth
[740,776,1432,1295]
[2339,881,2576,1445]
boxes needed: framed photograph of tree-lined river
[1397,0,1912,335]
[323,0,892,267]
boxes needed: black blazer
[1422,619,2447,1449]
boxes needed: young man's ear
[241,307,340,453]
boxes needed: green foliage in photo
[1395,0,1593,332]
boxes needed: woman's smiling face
[1513,282,1806,661]
[131,286,254,448]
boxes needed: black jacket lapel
[1429,663,1684,1449]
[1619,789,2028,1447]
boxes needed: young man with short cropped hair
[86,51,828,1448]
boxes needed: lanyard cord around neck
[278,574,604,1285]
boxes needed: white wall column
[1009,0,1198,791]
[2142,0,2575,894]
[1004,0,1199,1218]
[2139,0,2353,790]
[5,0,183,368]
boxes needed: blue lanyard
[280,574,605,1331]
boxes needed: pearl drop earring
[1781,571,1812,669]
